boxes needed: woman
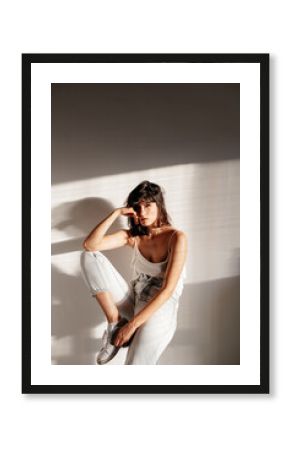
[80,180,187,365]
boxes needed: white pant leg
[125,277,180,365]
[80,250,134,320]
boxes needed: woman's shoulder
[167,228,187,248]
[167,227,186,238]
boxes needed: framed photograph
[22,53,269,394]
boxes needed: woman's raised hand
[117,207,139,224]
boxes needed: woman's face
[135,200,159,227]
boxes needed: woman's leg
[80,250,134,322]
[125,294,179,365]
[80,250,135,364]
[93,291,119,323]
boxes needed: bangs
[130,194,156,207]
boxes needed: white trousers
[80,250,180,365]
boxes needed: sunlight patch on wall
[51,161,239,283]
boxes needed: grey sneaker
[96,318,128,365]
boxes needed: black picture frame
[22,53,269,394]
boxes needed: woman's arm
[82,207,138,251]
[114,231,187,347]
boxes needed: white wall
[51,81,240,365]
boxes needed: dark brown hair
[125,180,172,236]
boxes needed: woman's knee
[81,249,107,267]
[81,249,129,303]
[80,250,106,285]
[81,249,102,258]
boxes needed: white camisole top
[130,230,187,284]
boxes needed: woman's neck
[146,224,170,238]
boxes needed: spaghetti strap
[131,236,137,277]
